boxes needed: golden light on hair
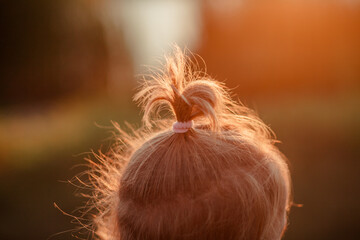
[81,46,292,240]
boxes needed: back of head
[88,46,291,240]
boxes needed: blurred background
[0,0,359,239]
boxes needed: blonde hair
[83,46,291,240]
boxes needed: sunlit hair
[82,46,292,240]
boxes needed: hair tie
[173,120,193,133]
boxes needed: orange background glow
[0,1,359,239]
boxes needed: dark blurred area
[0,0,359,239]
[0,0,108,107]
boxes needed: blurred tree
[0,0,110,108]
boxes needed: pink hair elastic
[172,120,193,133]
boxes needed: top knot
[134,45,238,132]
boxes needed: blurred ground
[0,0,359,239]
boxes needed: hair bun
[135,46,233,131]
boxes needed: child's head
[87,46,291,240]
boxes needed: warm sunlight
[0,1,359,240]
